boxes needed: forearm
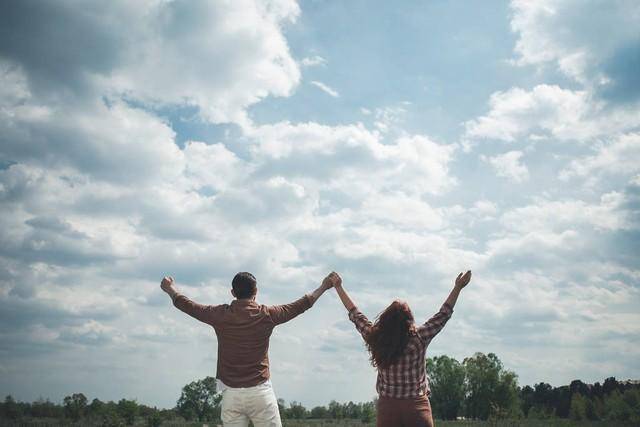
[444,285,462,309]
[334,284,356,311]
[165,286,180,302]
[307,284,329,305]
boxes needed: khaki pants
[220,381,282,427]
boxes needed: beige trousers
[220,381,282,427]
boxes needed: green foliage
[427,354,466,420]
[1,358,639,426]
[117,399,138,425]
[462,352,521,420]
[569,393,587,420]
[176,375,222,422]
[63,392,88,421]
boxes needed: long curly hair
[365,300,415,369]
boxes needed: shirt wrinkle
[174,293,312,388]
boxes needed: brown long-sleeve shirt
[173,293,313,388]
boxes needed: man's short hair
[232,272,257,299]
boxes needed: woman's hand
[322,271,342,290]
[454,270,472,290]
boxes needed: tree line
[427,353,640,422]
[1,352,639,425]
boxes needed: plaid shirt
[348,302,453,399]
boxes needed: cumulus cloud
[510,0,640,87]
[0,0,302,126]
[560,132,640,183]
[482,150,529,182]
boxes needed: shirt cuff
[303,293,314,308]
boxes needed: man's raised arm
[267,272,338,325]
[160,276,221,326]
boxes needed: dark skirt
[377,394,434,427]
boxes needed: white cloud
[500,192,635,233]
[310,80,339,97]
[483,150,529,182]
[509,0,640,82]
[463,84,640,144]
[301,55,326,67]
[560,132,640,182]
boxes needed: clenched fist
[322,271,342,290]
[160,276,175,293]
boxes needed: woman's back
[348,302,454,399]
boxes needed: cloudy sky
[1,0,639,409]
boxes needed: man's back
[173,294,313,387]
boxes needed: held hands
[455,270,472,290]
[160,276,175,294]
[322,271,342,290]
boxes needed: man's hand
[455,270,472,290]
[161,276,175,294]
[322,271,342,290]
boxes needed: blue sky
[0,0,639,409]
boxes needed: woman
[332,270,472,427]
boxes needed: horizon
[0,0,639,410]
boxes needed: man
[160,271,339,427]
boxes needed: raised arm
[267,272,337,325]
[417,270,471,342]
[160,276,222,326]
[333,274,372,340]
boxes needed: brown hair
[365,300,415,369]
[232,272,257,299]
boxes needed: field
[279,421,638,427]
[2,419,639,427]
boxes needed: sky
[0,0,639,409]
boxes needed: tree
[287,401,308,419]
[2,395,20,420]
[63,393,87,421]
[88,398,105,419]
[427,355,465,420]
[310,405,328,418]
[117,399,138,425]
[569,393,587,420]
[176,376,221,422]
[360,401,376,423]
[328,400,344,419]
[463,352,520,420]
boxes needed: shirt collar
[231,298,257,307]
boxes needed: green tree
[569,393,587,420]
[328,400,344,419]
[287,401,308,419]
[3,395,20,420]
[63,393,88,421]
[361,401,376,423]
[117,399,138,425]
[176,376,221,422]
[463,352,520,420]
[604,389,632,421]
[309,405,328,418]
[427,355,465,420]
[146,412,162,427]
